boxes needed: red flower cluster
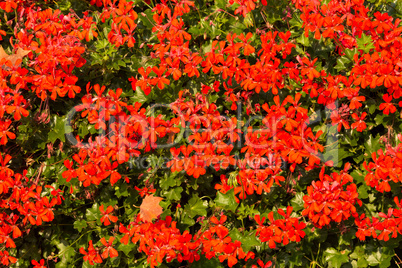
[230,94,322,200]
[14,7,95,100]
[79,238,118,265]
[199,215,255,267]
[119,215,201,267]
[63,83,182,187]
[0,154,61,265]
[99,0,138,47]
[0,55,29,145]
[364,134,402,193]
[4,0,402,265]
[294,0,402,122]
[0,18,63,263]
[129,0,200,95]
[302,164,362,228]
[100,204,118,226]
[254,206,306,248]
[117,214,255,268]
[0,0,48,12]
[166,93,239,178]
[228,0,260,18]
[355,197,402,241]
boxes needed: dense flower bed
[1,0,402,267]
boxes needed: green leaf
[77,121,90,137]
[366,98,377,114]
[184,194,208,218]
[365,201,377,216]
[290,192,305,212]
[345,48,358,60]
[297,34,310,46]
[323,247,350,268]
[356,33,375,53]
[131,88,150,104]
[164,187,183,201]
[160,172,180,190]
[117,59,126,67]
[350,245,367,267]
[138,9,154,29]
[236,202,259,220]
[277,245,304,267]
[86,203,101,224]
[117,240,136,256]
[364,134,381,155]
[324,144,350,167]
[55,0,71,11]
[357,258,369,268]
[230,21,247,35]
[82,260,92,268]
[365,245,394,268]
[191,255,224,268]
[115,183,129,198]
[334,56,352,71]
[99,185,118,206]
[48,115,72,143]
[181,214,195,226]
[351,169,365,184]
[73,219,87,232]
[95,39,110,50]
[374,113,393,127]
[244,12,254,28]
[15,259,30,267]
[397,0,402,16]
[188,25,203,38]
[342,132,358,147]
[289,14,303,28]
[358,183,370,199]
[214,188,238,212]
[215,0,227,9]
[53,239,75,267]
[229,229,260,252]
[263,0,285,24]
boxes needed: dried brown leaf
[0,46,30,68]
[139,194,163,222]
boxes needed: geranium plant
[1,0,402,267]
